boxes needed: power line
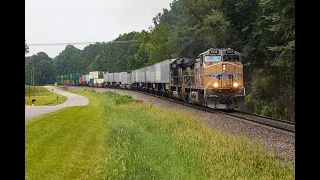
[28,40,140,46]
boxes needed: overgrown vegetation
[25,86,67,106]
[26,89,294,179]
[25,0,295,120]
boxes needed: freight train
[55,48,245,110]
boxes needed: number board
[210,50,219,54]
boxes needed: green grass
[26,88,294,179]
[26,89,107,180]
[25,86,67,106]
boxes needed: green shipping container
[98,71,103,78]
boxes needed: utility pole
[33,67,35,87]
[29,68,31,98]
[32,67,35,96]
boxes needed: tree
[25,52,54,85]
[53,45,81,75]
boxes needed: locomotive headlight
[233,82,238,87]
[213,82,219,88]
[222,64,226,71]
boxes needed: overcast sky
[25,0,173,58]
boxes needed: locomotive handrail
[234,78,245,95]
[204,78,214,96]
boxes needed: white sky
[25,0,173,58]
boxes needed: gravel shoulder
[25,86,89,120]
[69,86,295,163]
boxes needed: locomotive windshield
[204,55,221,62]
[223,55,240,62]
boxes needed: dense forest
[25,0,295,121]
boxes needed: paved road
[25,86,89,120]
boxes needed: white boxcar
[146,65,156,83]
[120,72,128,84]
[136,67,146,83]
[108,73,114,82]
[103,73,109,82]
[114,73,120,83]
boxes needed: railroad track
[65,85,295,134]
[137,90,295,134]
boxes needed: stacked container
[81,75,86,85]
[98,71,104,79]
[146,65,156,83]
[131,70,136,84]
[108,73,114,82]
[103,72,109,82]
[103,72,109,85]
[72,73,77,85]
[89,71,99,79]
[126,73,132,88]
[120,72,127,85]
[114,73,120,84]
[94,78,104,87]
[93,79,104,84]
[65,75,69,85]
[156,59,171,83]
[136,68,146,83]
[78,73,82,85]
[90,71,104,86]
[82,74,90,84]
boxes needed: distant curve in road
[25,86,89,120]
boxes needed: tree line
[25,0,295,121]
